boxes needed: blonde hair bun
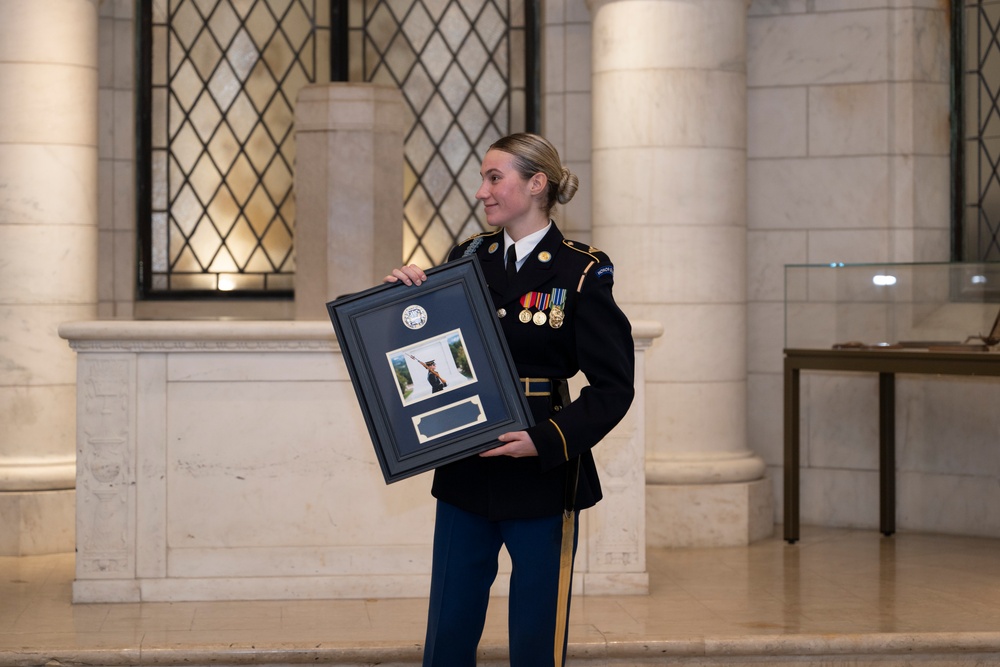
[557,167,579,205]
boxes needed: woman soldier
[386,133,634,667]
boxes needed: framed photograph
[327,256,533,483]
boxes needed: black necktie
[506,244,518,282]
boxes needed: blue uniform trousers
[422,500,579,667]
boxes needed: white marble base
[646,477,774,548]
[0,489,74,556]
[60,320,660,602]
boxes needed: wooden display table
[783,348,1000,543]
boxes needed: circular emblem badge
[488,242,500,254]
[401,305,428,330]
[538,251,552,263]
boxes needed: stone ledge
[4,632,1000,667]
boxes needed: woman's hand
[481,431,538,458]
[384,264,428,286]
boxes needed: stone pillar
[0,0,98,554]
[589,0,772,546]
[293,84,405,320]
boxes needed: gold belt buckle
[521,377,551,397]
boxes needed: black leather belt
[520,377,552,396]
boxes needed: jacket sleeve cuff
[529,419,569,471]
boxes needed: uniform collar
[488,222,564,302]
[503,223,551,271]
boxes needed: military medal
[533,292,552,326]
[519,292,536,323]
[549,288,566,329]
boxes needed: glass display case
[784,262,1000,351]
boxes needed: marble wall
[745,0,1000,537]
[61,320,658,602]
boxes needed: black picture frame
[326,256,534,484]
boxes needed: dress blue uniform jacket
[430,223,635,521]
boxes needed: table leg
[879,372,896,536]
[784,363,800,543]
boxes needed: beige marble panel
[136,353,167,580]
[0,385,77,459]
[748,0,808,15]
[910,228,951,262]
[112,90,134,161]
[644,381,748,456]
[747,87,807,159]
[806,229,890,265]
[808,84,889,157]
[561,159,592,238]
[0,144,98,225]
[0,225,97,304]
[890,83,949,156]
[0,489,75,556]
[748,156,889,230]
[112,15,134,90]
[593,69,745,149]
[565,21,592,93]
[898,471,1000,537]
[746,230,808,303]
[543,24,566,96]
[890,6,950,84]
[165,379,433,550]
[97,88,114,160]
[911,156,949,229]
[798,467,880,529]
[0,64,97,145]
[748,10,889,87]
[594,147,745,229]
[746,300,784,373]
[112,160,135,231]
[0,0,97,65]
[97,16,114,88]
[805,373,881,471]
[746,371,783,466]
[646,478,773,547]
[604,225,747,305]
[97,159,113,229]
[814,0,894,9]
[592,0,745,72]
[0,304,90,385]
[897,376,1000,477]
[622,303,744,383]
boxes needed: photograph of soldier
[423,360,447,393]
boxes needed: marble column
[589,0,772,546]
[293,84,405,320]
[0,0,98,555]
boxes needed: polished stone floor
[3,525,1000,665]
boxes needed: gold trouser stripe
[549,418,568,460]
[553,510,575,667]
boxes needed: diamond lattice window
[962,0,1000,261]
[143,0,331,296]
[140,0,534,297]
[356,0,532,267]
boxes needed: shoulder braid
[562,239,614,291]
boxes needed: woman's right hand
[383,264,428,286]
